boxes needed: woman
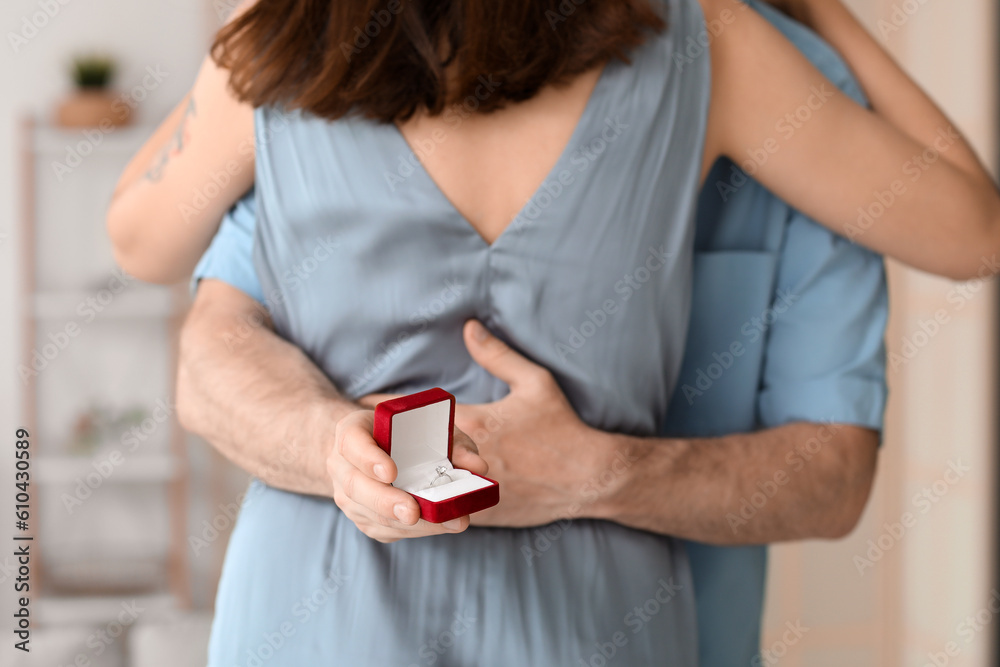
[108,0,1000,663]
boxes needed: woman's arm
[108,0,259,284]
[107,54,255,284]
[798,0,983,169]
[701,0,1000,279]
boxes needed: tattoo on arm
[144,97,197,182]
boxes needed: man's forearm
[177,280,357,497]
[589,422,878,545]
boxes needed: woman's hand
[328,409,489,543]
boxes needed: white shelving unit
[19,116,193,638]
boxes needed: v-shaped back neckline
[389,61,615,249]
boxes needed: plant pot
[55,89,131,129]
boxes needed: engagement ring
[429,465,453,487]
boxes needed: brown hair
[211,0,665,123]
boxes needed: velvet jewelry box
[373,388,500,524]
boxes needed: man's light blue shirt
[192,3,887,664]
[662,3,887,665]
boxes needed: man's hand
[364,317,877,543]
[359,320,613,528]
[178,280,490,544]
[456,320,609,527]
[204,288,874,545]
[329,409,488,542]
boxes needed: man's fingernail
[443,519,464,531]
[394,503,410,522]
[374,464,388,481]
[470,320,489,342]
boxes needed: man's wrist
[579,432,651,522]
[304,395,362,488]
[582,432,695,529]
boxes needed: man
[669,4,886,663]
[178,2,886,664]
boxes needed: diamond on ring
[429,465,453,487]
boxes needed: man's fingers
[452,448,489,477]
[365,516,471,541]
[397,516,470,536]
[452,429,489,476]
[332,410,416,523]
[332,409,478,539]
[463,319,547,390]
[454,403,504,441]
[343,497,471,539]
[341,468,420,525]
[336,411,398,483]
[356,393,403,409]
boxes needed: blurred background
[0,0,996,665]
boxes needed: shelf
[35,593,179,627]
[31,123,156,156]
[22,112,192,610]
[36,454,178,485]
[43,553,170,595]
[30,285,185,320]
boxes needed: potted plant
[55,54,132,128]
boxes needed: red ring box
[373,388,500,524]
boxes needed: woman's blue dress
[209,0,711,663]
